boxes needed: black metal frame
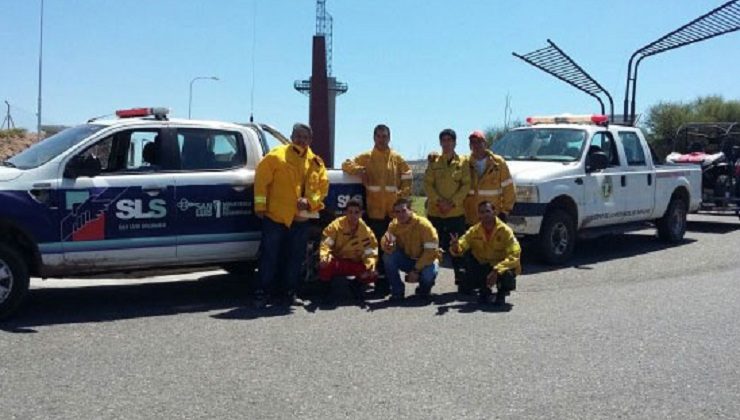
[513,39,614,120]
[624,0,740,124]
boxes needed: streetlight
[36,0,44,139]
[188,76,219,119]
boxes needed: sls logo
[337,194,363,209]
[116,199,167,220]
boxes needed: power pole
[2,101,16,130]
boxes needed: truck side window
[177,128,246,170]
[590,132,620,167]
[76,129,163,173]
[618,131,647,166]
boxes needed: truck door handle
[574,178,583,185]
[231,183,247,192]
[647,174,652,186]
[621,175,626,187]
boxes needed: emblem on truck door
[602,176,613,199]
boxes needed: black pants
[428,215,467,283]
[464,253,516,295]
[366,217,391,292]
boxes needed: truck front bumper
[508,203,548,235]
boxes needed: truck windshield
[491,128,587,162]
[6,124,106,169]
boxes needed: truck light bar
[526,114,609,126]
[115,107,170,119]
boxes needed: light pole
[36,0,44,139]
[188,76,219,119]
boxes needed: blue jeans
[258,217,309,296]
[382,250,438,297]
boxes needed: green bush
[0,128,28,139]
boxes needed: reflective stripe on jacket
[319,216,378,270]
[450,217,521,275]
[254,144,329,227]
[463,151,515,225]
[424,153,471,218]
[381,213,440,271]
[341,148,412,220]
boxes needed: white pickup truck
[0,107,363,318]
[491,114,702,264]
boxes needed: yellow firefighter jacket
[381,213,440,271]
[319,216,378,270]
[463,150,515,225]
[424,153,471,218]
[341,148,412,220]
[254,144,329,227]
[450,218,521,275]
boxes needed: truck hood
[0,167,23,182]
[507,160,580,184]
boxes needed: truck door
[581,131,627,228]
[617,130,655,222]
[173,127,261,262]
[59,128,177,267]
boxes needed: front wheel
[537,209,576,265]
[0,244,30,320]
[657,196,687,243]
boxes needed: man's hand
[381,232,396,252]
[297,197,310,211]
[449,232,460,249]
[486,270,498,287]
[357,168,369,185]
[405,270,420,283]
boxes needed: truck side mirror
[586,151,609,173]
[64,155,102,178]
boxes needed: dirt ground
[0,134,39,160]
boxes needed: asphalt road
[1,214,739,419]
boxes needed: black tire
[0,243,30,320]
[538,209,576,265]
[657,196,687,243]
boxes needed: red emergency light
[527,114,609,126]
[115,107,169,119]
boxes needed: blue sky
[1,0,738,163]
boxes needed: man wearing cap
[342,124,413,296]
[318,199,378,304]
[380,198,440,301]
[253,123,329,308]
[450,200,521,305]
[464,130,515,226]
[424,128,471,293]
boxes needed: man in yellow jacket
[424,128,471,292]
[464,130,515,225]
[342,124,412,296]
[318,199,378,304]
[451,201,521,305]
[380,198,440,301]
[253,123,329,307]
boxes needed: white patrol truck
[0,107,363,318]
[491,114,702,264]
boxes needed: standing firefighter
[424,128,471,292]
[318,199,378,304]
[464,130,515,225]
[451,201,521,305]
[253,123,329,308]
[342,124,412,296]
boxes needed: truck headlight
[516,185,539,203]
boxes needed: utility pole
[36,0,44,139]
[2,101,16,131]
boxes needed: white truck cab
[492,114,702,264]
[0,107,363,318]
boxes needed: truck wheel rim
[671,205,686,236]
[550,223,569,255]
[0,259,13,304]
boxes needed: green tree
[643,95,740,158]
[485,119,523,147]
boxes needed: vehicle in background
[491,114,702,264]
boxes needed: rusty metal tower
[295,0,348,167]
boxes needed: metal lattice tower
[2,101,16,130]
[513,39,614,119]
[624,0,740,124]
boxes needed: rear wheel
[0,244,30,320]
[657,196,687,243]
[538,209,576,265]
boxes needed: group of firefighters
[252,123,521,308]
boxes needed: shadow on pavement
[521,234,698,275]
[0,273,254,333]
[686,220,740,234]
